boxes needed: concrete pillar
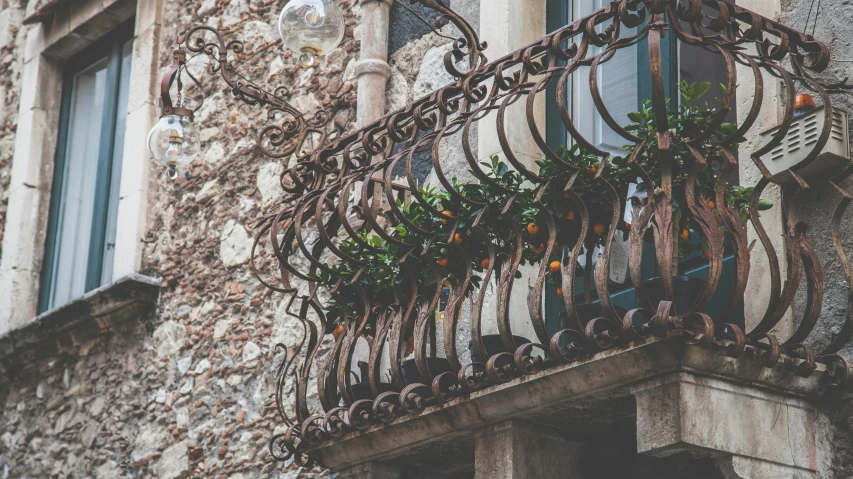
[474,0,547,345]
[336,462,402,479]
[474,420,586,479]
[632,373,817,478]
[476,0,546,168]
[735,0,792,336]
[355,0,393,128]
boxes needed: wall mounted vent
[760,106,850,183]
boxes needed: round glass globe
[278,0,345,67]
[147,114,200,173]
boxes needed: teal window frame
[542,2,744,332]
[38,23,134,313]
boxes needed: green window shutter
[545,0,570,151]
[542,2,679,334]
[38,24,134,313]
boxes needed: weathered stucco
[781,0,853,477]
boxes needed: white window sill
[0,273,160,371]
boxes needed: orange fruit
[453,233,464,244]
[405,336,415,356]
[372,301,382,307]
[624,222,632,231]
[549,261,561,273]
[532,244,545,255]
[333,324,345,338]
[440,210,453,224]
[556,287,564,297]
[593,223,606,235]
[565,211,575,221]
[701,250,710,259]
[554,240,561,250]
[586,166,596,174]
[707,200,715,209]
[680,228,690,240]
[481,258,490,269]
[527,223,539,236]
[437,257,448,267]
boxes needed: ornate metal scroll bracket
[172,25,333,162]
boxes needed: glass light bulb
[305,7,325,28]
[279,0,345,64]
[166,135,184,162]
[147,114,201,177]
[299,51,315,67]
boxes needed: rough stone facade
[781,1,853,477]
[0,1,24,269]
[0,0,359,477]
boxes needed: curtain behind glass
[571,0,639,156]
[47,57,109,308]
[100,39,133,284]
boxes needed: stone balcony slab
[313,337,828,477]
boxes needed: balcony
[177,0,853,476]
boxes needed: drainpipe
[355,0,393,128]
[351,0,394,377]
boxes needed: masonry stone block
[9,107,54,190]
[474,420,585,479]
[0,8,23,49]
[632,372,817,475]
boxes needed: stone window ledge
[0,274,160,373]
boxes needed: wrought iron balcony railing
[160,0,853,468]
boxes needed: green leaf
[497,162,509,176]
[691,82,712,103]
[757,199,774,211]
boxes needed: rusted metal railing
[171,0,853,467]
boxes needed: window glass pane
[100,39,134,284]
[48,56,110,309]
[571,0,638,156]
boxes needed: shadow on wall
[389,0,481,55]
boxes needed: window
[39,26,134,312]
[543,2,743,331]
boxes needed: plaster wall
[781,0,853,477]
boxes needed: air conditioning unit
[760,106,850,183]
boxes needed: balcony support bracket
[632,372,818,478]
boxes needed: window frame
[38,22,135,313]
[542,1,744,331]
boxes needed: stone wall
[0,2,23,269]
[0,0,359,477]
[781,1,853,477]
